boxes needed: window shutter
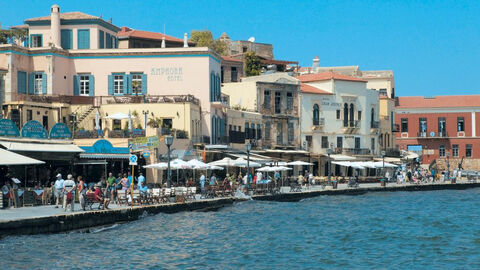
[99,30,104,49]
[73,75,79,96]
[28,73,34,94]
[141,74,147,95]
[123,75,129,95]
[39,36,42,47]
[17,71,26,94]
[42,73,47,94]
[108,75,114,95]
[89,75,95,96]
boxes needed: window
[371,138,375,152]
[350,104,355,127]
[313,104,320,125]
[131,74,142,95]
[438,117,446,137]
[379,88,387,96]
[229,124,232,131]
[370,108,375,128]
[114,75,124,94]
[30,34,42,47]
[336,110,341,119]
[11,109,20,129]
[343,103,349,127]
[231,67,238,82]
[245,122,249,139]
[17,71,27,94]
[337,137,343,149]
[264,122,271,140]
[162,119,172,129]
[79,75,90,96]
[358,111,362,121]
[452,144,459,157]
[321,136,328,148]
[113,119,121,130]
[306,135,312,148]
[77,29,90,49]
[61,29,72,49]
[264,91,271,108]
[257,124,261,139]
[419,118,427,136]
[288,122,294,143]
[380,133,383,147]
[274,92,281,114]
[287,92,293,110]
[251,123,255,139]
[355,137,361,149]
[466,144,472,157]
[457,117,464,132]
[27,110,32,121]
[242,46,248,53]
[401,118,408,132]
[106,33,112,48]
[277,123,283,144]
[439,145,445,157]
[34,74,43,94]
[221,67,224,83]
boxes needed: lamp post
[165,135,174,188]
[142,110,149,131]
[327,148,332,186]
[446,152,451,183]
[381,150,386,187]
[246,143,251,189]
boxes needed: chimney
[312,56,320,70]
[161,36,166,48]
[183,33,188,48]
[50,4,61,48]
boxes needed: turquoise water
[2,189,480,269]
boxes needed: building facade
[395,95,480,170]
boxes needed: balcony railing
[108,129,146,138]
[336,148,371,155]
[343,120,360,128]
[74,130,104,139]
[416,131,448,138]
[371,121,379,129]
[156,128,189,139]
[417,132,427,138]
[95,95,199,106]
[313,118,325,127]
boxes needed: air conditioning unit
[457,131,465,137]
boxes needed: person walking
[54,174,64,208]
[106,172,116,201]
[77,176,86,209]
[199,173,206,196]
[62,174,76,212]
[210,174,217,186]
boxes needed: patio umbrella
[209,157,236,167]
[143,162,168,169]
[373,161,398,168]
[104,112,131,120]
[208,165,224,170]
[233,157,261,168]
[187,159,210,181]
[95,111,101,130]
[265,161,288,166]
[170,158,192,185]
[287,161,313,166]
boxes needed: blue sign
[143,152,150,158]
[0,119,20,137]
[49,123,72,139]
[21,120,47,139]
[80,139,130,154]
[129,155,138,164]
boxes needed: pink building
[0,5,226,144]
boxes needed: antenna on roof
[161,23,166,48]
[248,37,255,42]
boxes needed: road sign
[143,152,150,158]
[129,154,138,166]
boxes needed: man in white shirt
[62,174,76,212]
[54,174,64,208]
[256,172,263,183]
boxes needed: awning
[0,141,84,153]
[0,148,45,166]
[74,160,108,165]
[227,153,273,163]
[79,153,130,159]
[330,154,356,161]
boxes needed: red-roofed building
[117,27,194,48]
[395,95,480,171]
[297,71,368,83]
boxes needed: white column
[50,5,61,48]
[472,112,476,137]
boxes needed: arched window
[349,103,354,127]
[371,108,375,128]
[343,103,349,127]
[313,104,319,125]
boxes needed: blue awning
[79,153,130,159]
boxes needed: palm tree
[147,117,162,128]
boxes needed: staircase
[75,106,98,126]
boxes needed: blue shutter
[123,75,128,95]
[99,30,104,49]
[105,33,111,48]
[61,29,72,49]
[141,74,147,95]
[211,116,215,144]
[28,73,34,94]
[77,29,90,49]
[108,75,114,95]
[42,73,47,94]
[17,71,26,94]
[73,75,79,96]
[210,73,214,101]
[23,37,29,47]
[89,75,95,96]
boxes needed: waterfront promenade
[1,180,479,237]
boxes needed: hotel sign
[151,67,183,81]
[49,123,72,139]
[21,120,47,139]
[0,119,20,137]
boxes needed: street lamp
[142,110,149,131]
[446,152,450,183]
[246,143,251,188]
[381,150,386,187]
[165,135,174,188]
[327,148,333,186]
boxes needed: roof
[79,153,129,159]
[222,56,243,63]
[296,71,367,83]
[300,83,332,95]
[0,141,84,153]
[25,11,98,22]
[0,148,45,166]
[395,95,480,109]
[117,27,194,44]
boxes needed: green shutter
[61,29,72,49]
[105,33,112,48]
[108,75,114,95]
[73,75,79,96]
[99,30,104,49]
[77,29,90,49]
[42,73,47,94]
[17,71,26,94]
[89,75,95,96]
[28,73,34,94]
[123,75,128,95]
[141,74,147,95]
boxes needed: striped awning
[79,153,130,159]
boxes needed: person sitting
[94,184,110,209]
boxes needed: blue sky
[2,0,479,97]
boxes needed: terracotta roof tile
[396,95,480,109]
[117,27,193,44]
[300,83,332,95]
[222,56,243,63]
[296,71,367,83]
[25,12,99,22]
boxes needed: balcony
[74,129,103,139]
[392,124,400,132]
[417,131,448,139]
[370,121,379,129]
[94,95,199,106]
[336,148,371,155]
[342,120,360,134]
[157,128,189,139]
[108,129,146,138]
[312,118,325,130]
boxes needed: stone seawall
[0,198,239,237]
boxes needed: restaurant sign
[21,120,47,139]
[128,136,160,152]
[0,119,20,137]
[49,123,72,139]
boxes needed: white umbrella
[104,112,131,120]
[265,161,288,166]
[287,161,313,166]
[209,165,224,170]
[233,157,261,168]
[95,111,101,130]
[128,110,133,131]
[373,161,398,168]
[208,157,236,167]
[187,159,210,170]
[257,167,275,172]
[143,162,168,169]
[170,158,192,169]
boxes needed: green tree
[0,28,28,44]
[190,30,227,56]
[245,52,261,76]
[147,117,162,128]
